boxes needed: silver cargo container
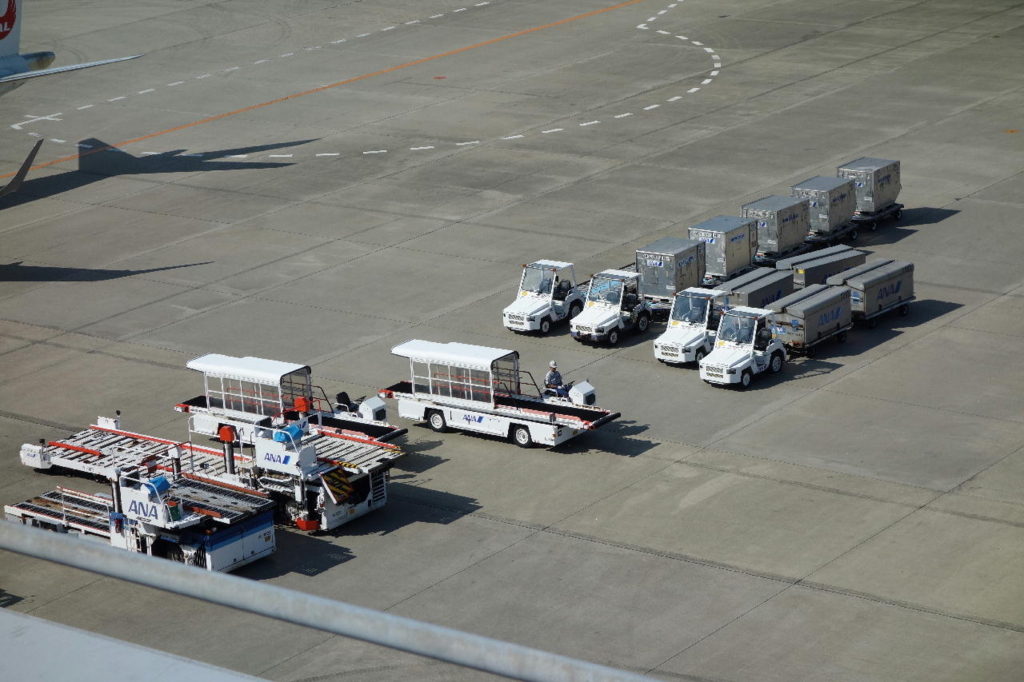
[791,176,856,234]
[792,250,867,288]
[768,284,852,348]
[775,244,860,272]
[722,267,794,309]
[836,157,901,213]
[741,195,810,255]
[688,216,758,278]
[636,237,706,300]
[826,259,914,317]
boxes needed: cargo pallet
[785,323,853,359]
[804,221,862,247]
[851,202,904,230]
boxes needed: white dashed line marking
[637,24,649,29]
[50,138,65,143]
[658,10,667,14]
[108,96,125,102]
[167,81,185,86]
[476,2,490,5]
[77,143,92,148]
[711,70,719,76]
[363,150,387,154]
[454,8,467,12]
[405,20,420,25]
[501,135,524,140]
[580,121,600,126]
[692,41,703,46]
[269,154,293,158]
[316,152,340,156]
[657,30,670,35]
[712,55,720,60]
[224,67,240,72]
[181,153,203,157]
[647,16,657,21]
[688,87,700,93]
[676,35,688,40]
[643,104,660,110]
[667,96,682,102]
[456,140,481,145]
[254,60,269,64]
[228,154,249,158]
[429,14,444,18]
[141,151,160,155]
[280,53,294,58]
[410,146,435,150]
[704,47,715,53]
[614,113,632,118]
[77,105,93,110]
[306,46,322,50]
[381,26,395,31]
[702,78,713,84]
[357,33,371,37]
[138,89,155,94]
[541,128,563,134]
[196,74,211,79]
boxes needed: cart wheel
[869,221,878,232]
[867,317,878,330]
[511,425,533,448]
[849,229,859,241]
[539,318,552,335]
[806,346,817,359]
[893,209,903,221]
[837,330,848,343]
[636,313,651,335]
[769,352,784,374]
[428,410,449,433]
[898,304,910,316]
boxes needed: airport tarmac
[1,0,1024,679]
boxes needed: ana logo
[818,307,843,325]
[729,233,746,243]
[646,259,664,267]
[263,453,292,465]
[878,281,902,299]
[127,500,159,519]
[832,192,848,204]
[463,414,484,424]
[760,290,783,307]
[679,255,695,267]
[0,0,16,41]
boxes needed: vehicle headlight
[726,368,736,375]
[527,316,536,321]
[595,327,604,334]
[682,346,692,353]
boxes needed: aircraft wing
[0,54,142,84]
[0,139,42,199]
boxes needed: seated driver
[544,361,569,398]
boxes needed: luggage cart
[851,202,904,231]
[857,297,914,328]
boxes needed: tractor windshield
[520,267,555,297]
[717,312,758,346]
[670,295,709,326]
[586,276,624,307]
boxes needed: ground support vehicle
[380,341,619,448]
[653,288,727,365]
[570,269,654,345]
[767,285,853,358]
[850,202,904,231]
[827,259,915,328]
[502,260,586,334]
[5,465,276,572]
[699,307,787,388]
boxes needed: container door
[639,253,670,298]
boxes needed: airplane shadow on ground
[0,260,212,282]
[0,137,316,207]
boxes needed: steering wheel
[720,328,737,342]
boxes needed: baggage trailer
[653,287,728,365]
[687,216,759,286]
[720,267,795,309]
[774,245,861,280]
[634,238,706,315]
[767,284,853,358]
[380,341,619,448]
[571,269,654,344]
[742,195,810,261]
[790,249,867,288]
[837,157,903,230]
[5,472,277,573]
[698,307,788,389]
[502,260,586,334]
[826,259,915,327]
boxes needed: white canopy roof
[595,269,638,280]
[186,354,310,384]
[529,259,572,270]
[391,341,518,371]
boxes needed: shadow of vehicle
[857,206,960,247]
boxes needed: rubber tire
[867,317,878,330]
[806,346,817,359]
[511,425,533,448]
[898,304,910,316]
[636,313,651,335]
[894,209,903,221]
[694,348,706,364]
[837,330,848,343]
[569,302,583,319]
[607,329,620,346]
[539,318,552,335]
[739,370,753,389]
[869,221,878,232]
[769,352,784,374]
[849,228,859,241]
[428,410,449,433]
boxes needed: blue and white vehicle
[653,288,728,365]
[381,341,619,448]
[699,307,787,388]
[569,270,653,345]
[503,260,586,334]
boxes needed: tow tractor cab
[503,260,585,334]
[699,307,787,388]
[570,270,652,345]
[380,341,620,448]
[653,288,727,365]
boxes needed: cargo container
[837,157,901,214]
[768,284,852,356]
[775,244,860,271]
[791,176,856,235]
[741,195,810,255]
[635,237,706,301]
[721,267,795,309]
[688,216,758,280]
[792,250,867,288]
[826,259,914,327]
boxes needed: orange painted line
[0,0,647,180]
